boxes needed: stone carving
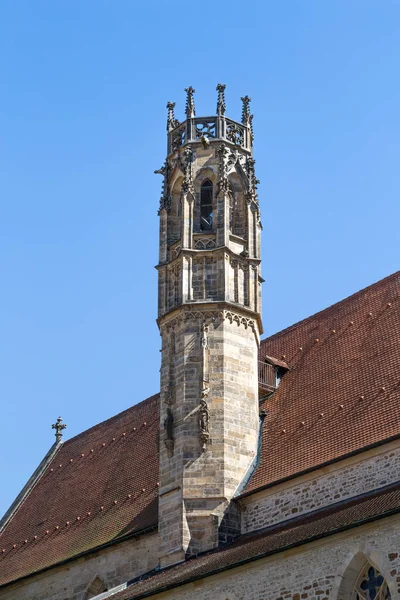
[241,95,251,126]
[201,323,208,349]
[224,310,256,331]
[200,135,210,149]
[227,149,239,170]
[181,145,194,195]
[171,124,186,152]
[249,113,254,144]
[194,238,216,250]
[164,407,174,458]
[199,388,210,451]
[166,101,180,132]
[161,309,255,333]
[216,143,231,195]
[226,120,244,146]
[185,86,196,118]
[245,157,260,195]
[52,416,66,443]
[216,83,226,116]
[155,161,171,213]
[195,119,216,141]
[154,164,166,177]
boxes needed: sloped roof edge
[0,442,61,533]
[0,522,158,591]
[112,482,400,600]
[237,433,400,499]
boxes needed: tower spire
[216,83,226,116]
[184,86,196,118]
[241,95,251,126]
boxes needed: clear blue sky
[1,0,400,517]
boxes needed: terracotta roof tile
[112,482,400,600]
[1,271,400,586]
[246,270,400,493]
[0,394,160,587]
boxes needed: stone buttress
[156,85,263,567]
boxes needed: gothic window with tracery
[353,563,391,600]
[200,179,213,231]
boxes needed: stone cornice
[157,302,263,339]
[156,245,261,270]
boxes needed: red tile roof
[1,271,400,587]
[0,394,159,587]
[246,270,400,493]
[111,482,400,600]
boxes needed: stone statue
[164,407,174,441]
[199,390,210,451]
[164,407,174,458]
[199,396,209,434]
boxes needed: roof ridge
[262,269,400,343]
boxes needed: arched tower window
[200,179,213,231]
[228,174,247,238]
[352,563,391,600]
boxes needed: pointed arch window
[353,563,391,600]
[200,179,213,231]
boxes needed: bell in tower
[156,85,263,568]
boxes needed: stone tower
[156,85,263,567]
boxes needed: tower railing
[168,116,250,155]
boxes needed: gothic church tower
[156,85,263,567]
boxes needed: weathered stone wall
[158,310,260,566]
[157,122,262,567]
[192,254,223,301]
[0,531,158,600]
[241,444,400,534]
[146,517,400,600]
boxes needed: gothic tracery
[353,563,391,600]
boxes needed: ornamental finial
[166,102,178,132]
[216,83,226,116]
[184,86,196,118]
[249,113,254,144]
[52,416,67,443]
[241,95,251,126]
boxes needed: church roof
[246,269,400,494]
[0,394,160,588]
[1,270,400,588]
[112,481,400,600]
